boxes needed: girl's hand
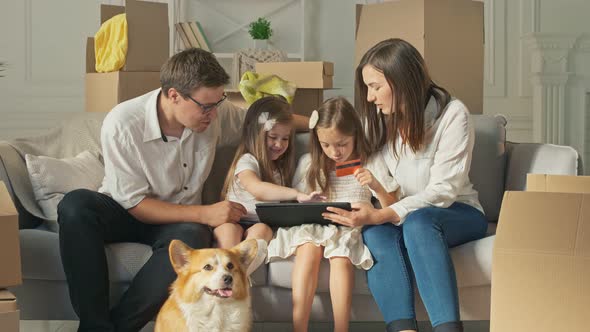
[297,191,327,203]
[354,168,383,192]
[322,202,385,227]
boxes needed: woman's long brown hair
[307,97,369,199]
[355,38,451,156]
[221,96,295,200]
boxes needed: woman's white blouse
[380,97,484,225]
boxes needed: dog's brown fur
[155,239,259,332]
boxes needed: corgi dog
[155,238,265,332]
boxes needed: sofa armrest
[0,142,43,229]
[505,142,581,191]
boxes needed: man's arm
[128,198,246,227]
[293,114,310,132]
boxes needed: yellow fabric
[94,14,128,73]
[239,71,297,105]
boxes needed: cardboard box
[0,290,19,332]
[526,173,590,193]
[255,62,334,89]
[0,182,21,288]
[95,0,169,72]
[355,0,483,114]
[85,0,168,112]
[491,174,590,332]
[227,88,323,117]
[291,89,323,117]
[85,68,161,113]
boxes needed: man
[58,48,296,331]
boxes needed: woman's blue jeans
[362,202,487,332]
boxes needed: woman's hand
[297,191,327,203]
[322,202,388,227]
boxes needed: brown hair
[307,97,369,199]
[355,38,451,156]
[160,48,229,98]
[221,96,295,200]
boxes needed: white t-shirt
[99,88,246,209]
[225,153,282,222]
[379,97,484,224]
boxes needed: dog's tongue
[218,289,233,297]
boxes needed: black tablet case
[255,202,352,227]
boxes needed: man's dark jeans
[57,189,212,332]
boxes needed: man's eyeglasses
[185,93,227,113]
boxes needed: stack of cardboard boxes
[85,0,169,113]
[227,61,334,117]
[0,182,21,332]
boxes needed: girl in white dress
[267,97,396,332]
[218,96,324,250]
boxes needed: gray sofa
[0,111,581,325]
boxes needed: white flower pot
[254,39,268,49]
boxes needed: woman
[322,38,488,332]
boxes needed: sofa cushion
[267,235,494,293]
[268,256,372,295]
[19,227,269,286]
[469,115,507,222]
[19,229,150,283]
[25,151,104,222]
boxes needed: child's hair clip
[258,112,277,132]
[308,110,319,129]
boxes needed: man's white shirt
[98,88,245,209]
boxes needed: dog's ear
[232,239,267,274]
[169,240,192,273]
[232,239,258,268]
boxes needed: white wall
[1,0,588,170]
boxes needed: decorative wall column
[525,33,576,144]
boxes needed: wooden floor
[21,320,490,332]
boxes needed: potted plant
[248,17,272,49]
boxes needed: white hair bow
[258,112,277,132]
[308,110,319,129]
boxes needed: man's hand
[297,191,327,203]
[354,168,383,192]
[200,201,246,227]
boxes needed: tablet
[255,202,352,227]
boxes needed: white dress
[266,154,377,270]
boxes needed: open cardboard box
[0,290,18,332]
[93,0,169,72]
[0,182,21,289]
[85,0,168,112]
[491,174,590,332]
[255,62,334,89]
[246,61,334,116]
[227,88,323,118]
[355,0,483,113]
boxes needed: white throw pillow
[25,150,105,221]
